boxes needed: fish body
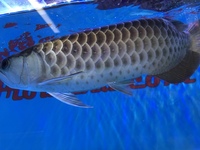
[0,18,200,107]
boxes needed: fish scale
[33,18,188,89]
[1,18,199,107]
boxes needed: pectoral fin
[48,92,93,108]
[156,51,200,83]
[38,71,83,86]
[108,80,133,96]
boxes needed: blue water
[0,1,200,150]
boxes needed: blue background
[0,1,200,150]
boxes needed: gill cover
[0,50,45,90]
[0,55,24,88]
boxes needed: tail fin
[188,20,200,53]
[156,20,200,83]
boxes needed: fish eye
[1,59,10,70]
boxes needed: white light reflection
[0,1,24,14]
[28,0,60,33]
[1,1,12,9]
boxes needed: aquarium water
[0,0,200,150]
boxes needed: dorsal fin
[156,51,200,83]
[170,20,187,32]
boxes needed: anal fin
[48,92,92,108]
[108,80,133,96]
[156,51,200,83]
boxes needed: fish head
[0,54,26,89]
[0,50,45,90]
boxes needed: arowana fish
[0,18,200,108]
